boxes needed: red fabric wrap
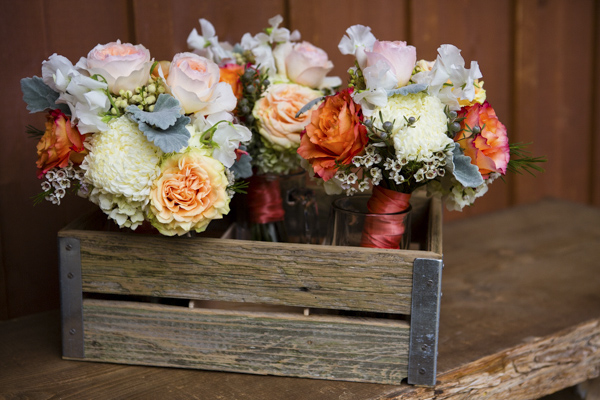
[360,186,411,249]
[247,174,285,224]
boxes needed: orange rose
[36,110,88,178]
[297,89,368,181]
[455,101,509,177]
[219,63,244,100]
[149,149,230,236]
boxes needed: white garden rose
[167,52,237,115]
[78,40,152,94]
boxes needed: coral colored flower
[219,63,244,99]
[455,102,510,177]
[80,40,152,94]
[149,149,230,236]
[253,83,322,150]
[297,89,368,181]
[36,110,88,178]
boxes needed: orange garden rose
[455,101,510,177]
[36,109,88,178]
[219,63,244,99]
[149,149,230,236]
[297,89,368,181]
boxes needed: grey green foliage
[21,76,71,114]
[450,143,484,188]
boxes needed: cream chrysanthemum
[375,92,452,161]
[81,116,163,228]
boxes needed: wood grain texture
[378,319,600,399]
[80,298,411,384]
[594,1,600,207]
[62,229,443,314]
[513,0,595,205]
[132,0,285,61]
[289,0,409,82]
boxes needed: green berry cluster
[110,76,167,116]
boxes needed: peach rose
[167,52,237,115]
[80,40,151,94]
[252,83,322,150]
[284,41,334,88]
[36,110,88,178]
[219,63,244,100]
[297,89,368,181]
[455,102,510,177]
[149,149,230,236]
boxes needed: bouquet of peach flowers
[298,25,544,248]
[22,40,251,236]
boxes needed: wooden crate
[58,194,443,386]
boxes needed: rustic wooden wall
[1,0,598,319]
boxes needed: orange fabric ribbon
[360,186,411,249]
[246,174,285,224]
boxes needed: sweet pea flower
[413,44,483,110]
[41,54,76,93]
[338,24,377,68]
[187,18,235,64]
[77,40,152,94]
[58,72,111,133]
[167,52,237,115]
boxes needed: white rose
[277,41,338,89]
[167,52,237,115]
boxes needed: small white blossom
[352,156,363,167]
[358,180,370,192]
[414,170,425,182]
[45,170,57,181]
[393,172,405,184]
[425,170,437,180]
[346,187,358,196]
[383,158,396,170]
[41,181,52,191]
[346,173,358,185]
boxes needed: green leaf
[126,94,182,130]
[21,76,71,114]
[450,143,484,188]
[137,115,191,153]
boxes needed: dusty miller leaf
[386,83,427,97]
[450,143,484,188]
[126,94,182,130]
[136,115,192,153]
[21,76,71,114]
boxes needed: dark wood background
[1,0,598,320]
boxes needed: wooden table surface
[1,199,599,399]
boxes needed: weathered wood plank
[376,318,600,399]
[60,229,443,314]
[81,299,411,384]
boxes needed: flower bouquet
[298,25,544,249]
[187,16,341,242]
[21,40,252,236]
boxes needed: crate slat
[80,299,411,384]
[62,231,440,314]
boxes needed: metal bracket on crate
[58,237,84,358]
[408,257,443,386]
